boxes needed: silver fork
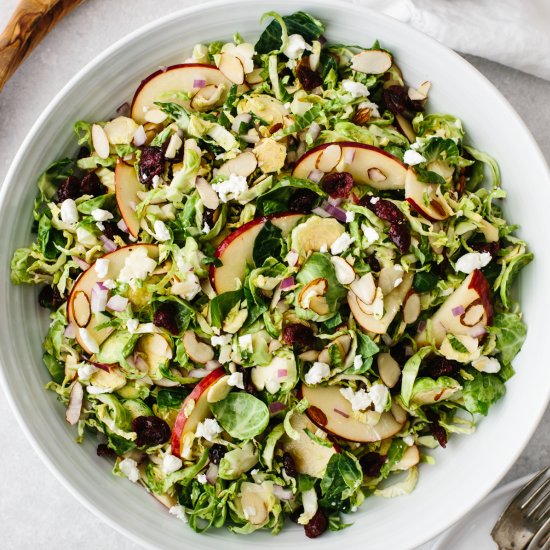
[526,516,550,550]
[492,467,550,550]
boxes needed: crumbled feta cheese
[340,387,372,411]
[369,383,390,413]
[345,210,355,223]
[119,458,140,482]
[211,334,232,346]
[227,371,244,389]
[455,252,492,274]
[96,222,105,231]
[202,222,211,234]
[91,208,114,222]
[76,227,97,247]
[361,224,380,246]
[154,220,171,242]
[342,79,370,98]
[305,362,331,385]
[353,355,363,371]
[60,199,79,225]
[370,196,379,205]
[169,505,187,522]
[197,473,208,484]
[195,418,222,442]
[152,175,162,188]
[171,272,201,300]
[77,363,99,381]
[118,247,157,283]
[162,454,183,475]
[238,334,253,352]
[410,140,421,150]
[126,318,139,333]
[472,355,501,374]
[79,327,99,354]
[94,258,110,279]
[403,149,427,166]
[102,279,116,289]
[86,385,112,395]
[330,232,355,255]
[358,100,381,118]
[403,435,415,446]
[212,173,248,203]
[283,34,309,59]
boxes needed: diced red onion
[344,148,356,164]
[269,402,286,415]
[66,382,84,425]
[470,325,488,338]
[84,359,111,372]
[307,122,321,142]
[327,196,342,207]
[321,201,348,222]
[205,463,219,485]
[100,235,117,252]
[193,79,207,88]
[133,125,147,146]
[117,219,129,234]
[319,35,327,46]
[205,360,222,371]
[286,250,298,267]
[452,305,465,317]
[231,113,252,134]
[188,368,209,378]
[417,320,426,333]
[106,294,128,312]
[64,323,77,339]
[312,206,332,218]
[116,102,130,117]
[71,255,90,271]
[308,169,325,183]
[273,484,294,501]
[90,284,108,313]
[277,369,288,378]
[280,276,295,290]
[134,356,149,373]
[334,408,350,418]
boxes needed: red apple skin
[170,367,226,457]
[468,269,493,325]
[406,197,441,223]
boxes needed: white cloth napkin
[348,0,550,81]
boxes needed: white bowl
[0,1,548,549]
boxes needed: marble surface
[0,1,548,549]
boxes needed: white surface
[0,1,549,549]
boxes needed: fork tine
[526,517,550,550]
[523,477,550,514]
[514,468,550,506]
[531,490,550,521]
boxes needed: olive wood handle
[0,0,84,91]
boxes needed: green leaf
[43,352,65,384]
[156,387,190,410]
[272,103,323,139]
[351,331,379,373]
[413,271,438,292]
[462,371,505,415]
[414,166,446,185]
[379,438,407,478]
[256,177,323,216]
[447,334,469,353]
[499,252,533,309]
[320,452,362,510]
[34,158,74,220]
[209,289,242,328]
[492,312,527,366]
[400,347,432,406]
[210,392,269,440]
[421,137,460,165]
[304,427,334,447]
[253,221,284,267]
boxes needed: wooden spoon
[0,0,85,91]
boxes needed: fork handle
[0,0,85,91]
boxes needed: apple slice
[115,159,144,238]
[348,272,413,334]
[292,142,407,190]
[67,244,159,354]
[210,212,303,294]
[301,384,406,443]
[280,413,337,478]
[416,269,492,346]
[131,64,232,124]
[171,367,226,457]
[392,445,420,471]
[405,167,453,221]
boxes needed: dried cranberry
[437,257,450,278]
[383,85,423,119]
[38,285,64,310]
[282,324,316,348]
[364,198,406,225]
[304,508,328,538]
[153,302,180,335]
[289,188,318,212]
[471,241,500,257]
[56,176,81,202]
[322,172,354,199]
[282,452,297,478]
[80,172,106,197]
[296,57,323,91]
[240,367,257,396]
[77,146,91,159]
[208,444,226,465]
[132,415,171,447]
[366,254,381,272]
[360,452,387,477]
[102,221,127,243]
[96,443,115,458]
[139,146,165,185]
[424,355,460,379]
[426,409,447,448]
[388,223,411,253]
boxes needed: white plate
[430,475,532,550]
[0,1,549,549]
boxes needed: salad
[11,11,532,538]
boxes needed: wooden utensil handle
[0,0,84,91]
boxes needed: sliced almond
[321,334,353,363]
[72,291,91,328]
[298,278,328,310]
[195,177,220,210]
[331,256,355,285]
[183,330,215,364]
[377,353,401,388]
[460,302,485,327]
[309,296,330,316]
[218,53,245,84]
[403,292,421,325]
[315,144,342,172]
[350,273,376,305]
[245,68,265,85]
[190,84,225,111]
[378,266,404,295]
[299,350,320,362]
[91,124,110,159]
[144,108,168,124]
[368,168,387,182]
[408,81,431,101]
[66,381,83,425]
[395,113,416,143]
[240,490,268,525]
[351,50,392,75]
[164,133,183,159]
[217,151,258,178]
[352,108,372,126]
[207,375,231,403]
[356,287,384,318]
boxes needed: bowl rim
[1,1,549,548]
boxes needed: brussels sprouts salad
[11,11,532,538]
